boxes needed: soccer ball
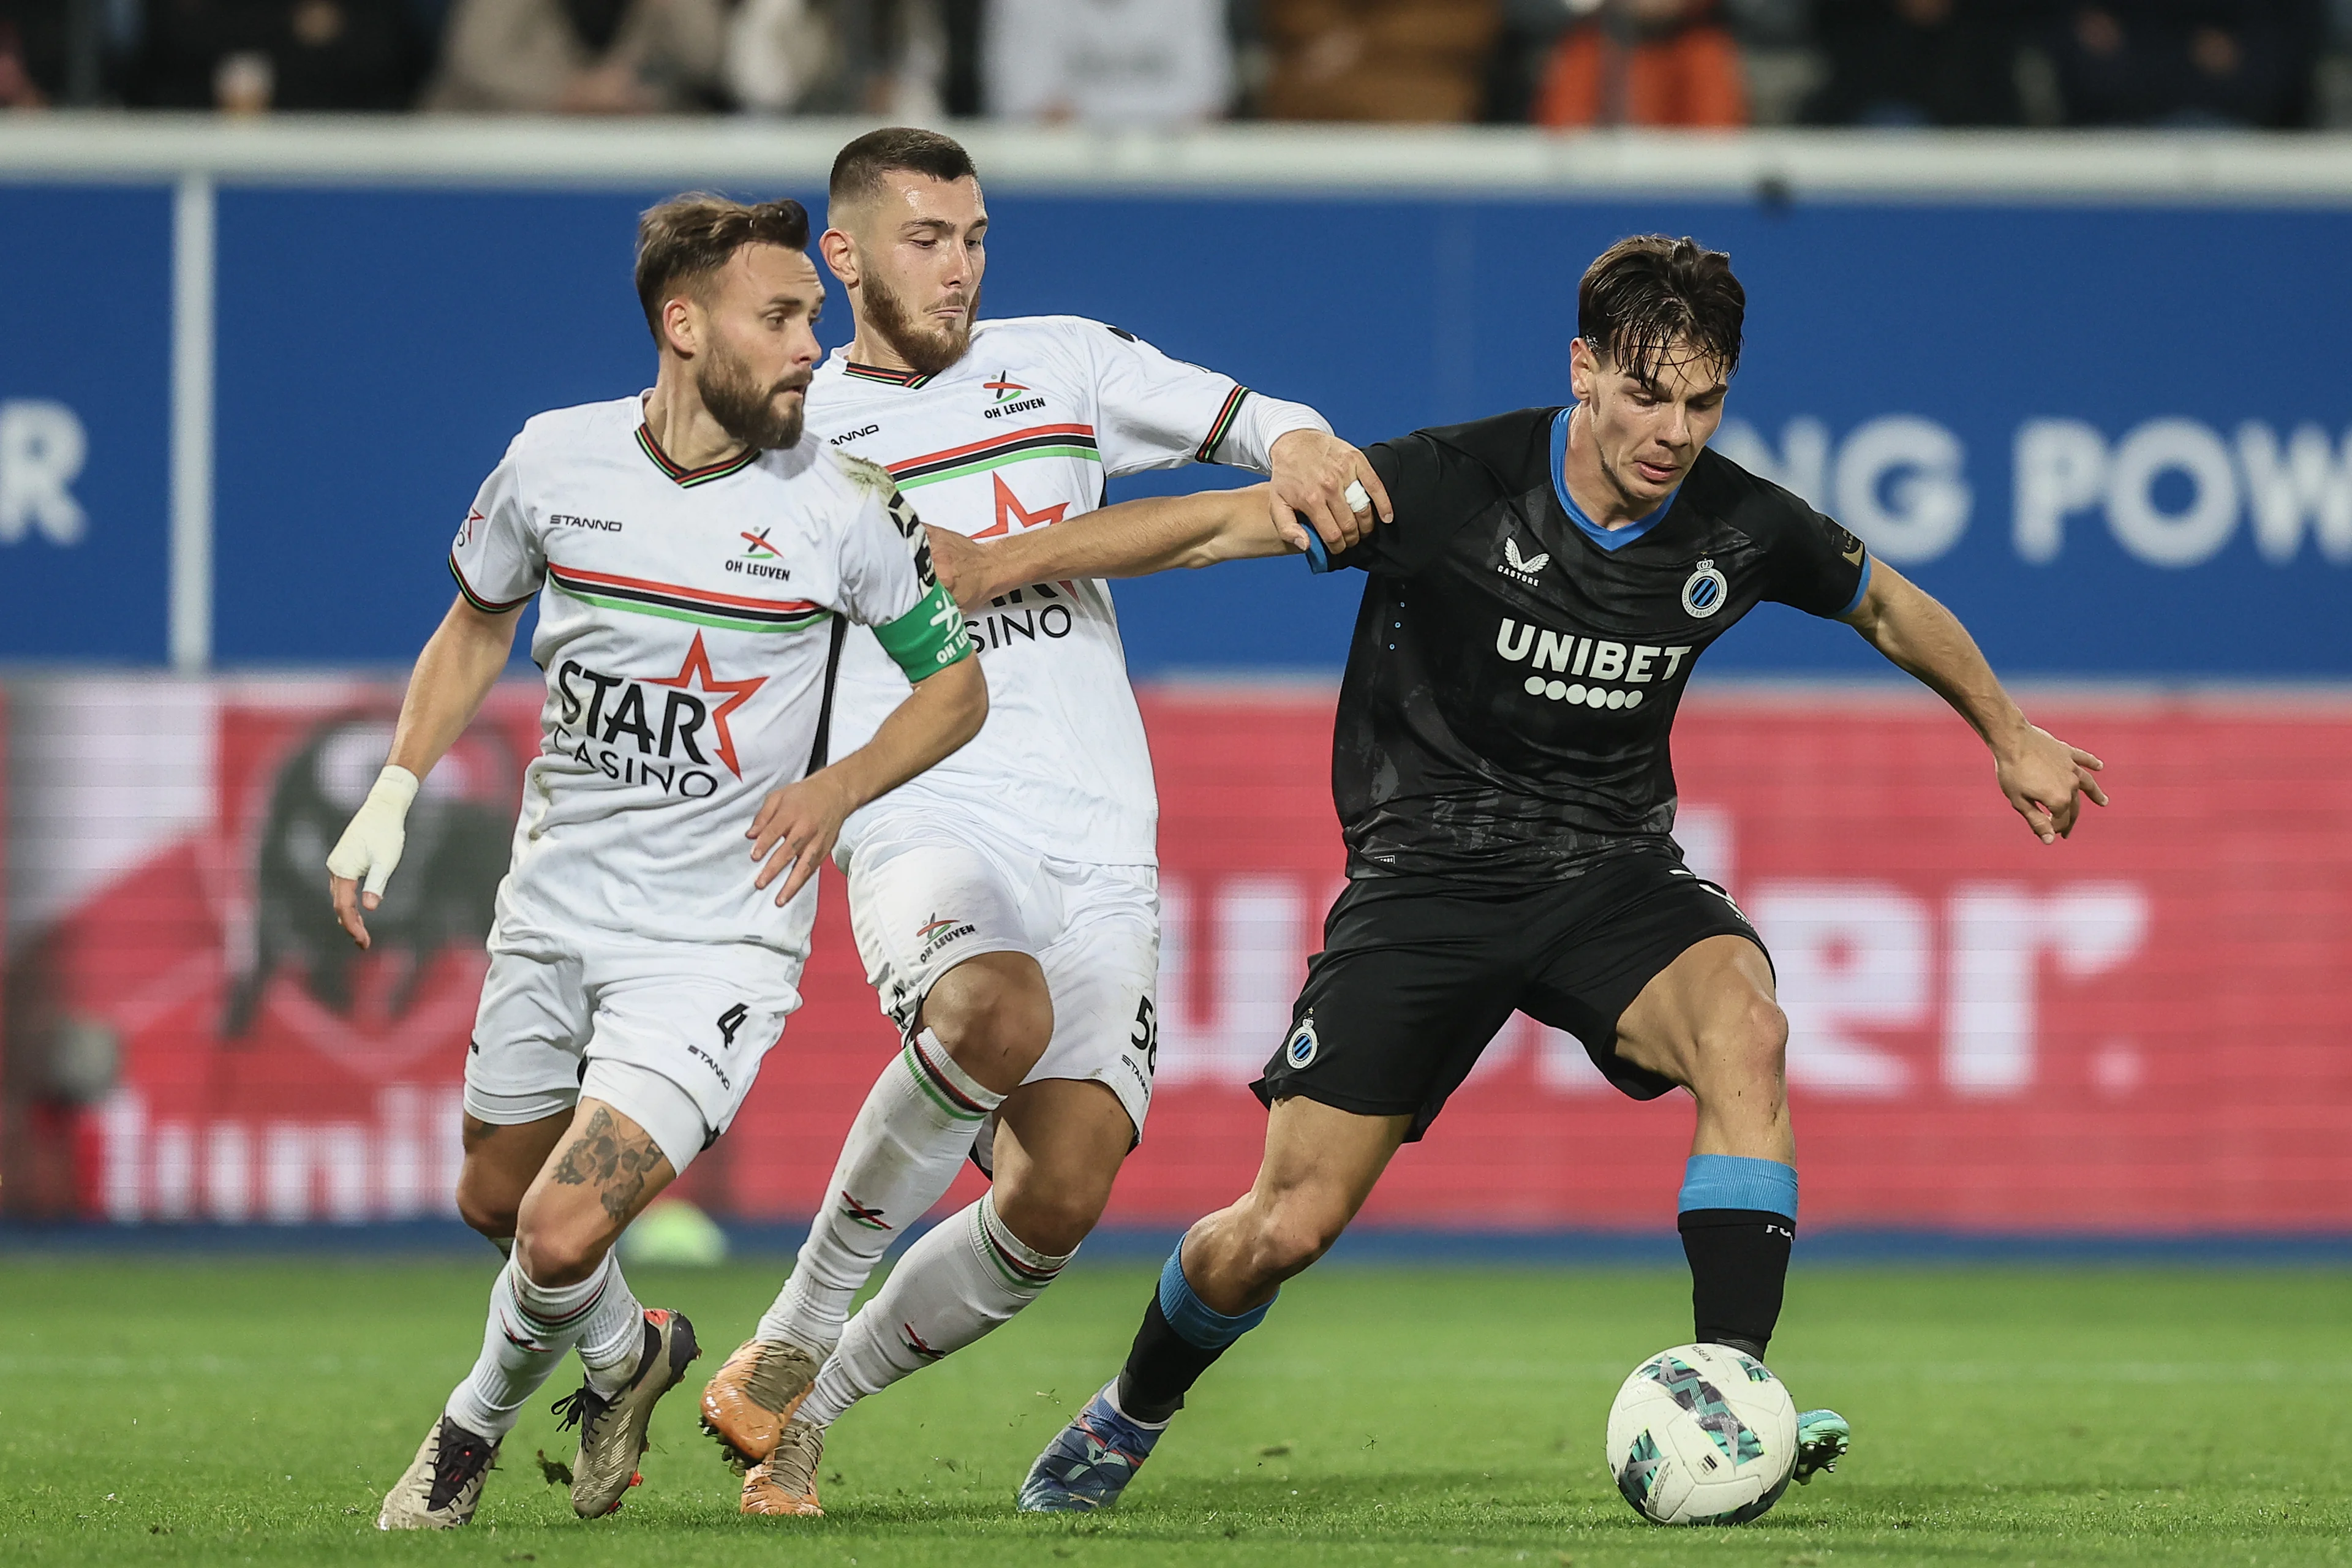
[1604,1343,1797,1525]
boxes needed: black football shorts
[1252,841,1768,1140]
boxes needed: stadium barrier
[7,673,2346,1234]
[2,121,2351,678]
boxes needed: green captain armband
[872,579,974,680]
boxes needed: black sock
[1114,1294,1231,1424]
[1678,1207,1794,1360]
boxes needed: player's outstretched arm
[927,484,1287,609]
[750,654,987,907]
[328,595,522,949]
[1842,562,2108,844]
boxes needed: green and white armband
[872,579,974,680]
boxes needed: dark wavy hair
[829,126,979,213]
[633,193,811,341]
[1577,235,1744,387]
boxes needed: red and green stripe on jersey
[887,423,1102,491]
[547,562,829,635]
[635,424,761,488]
[1195,385,1252,464]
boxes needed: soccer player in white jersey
[325,194,985,1530]
[697,127,1384,1517]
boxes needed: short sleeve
[835,463,975,681]
[1761,498,1874,619]
[447,440,542,611]
[1081,322,1251,477]
[1314,428,1506,579]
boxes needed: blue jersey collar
[1550,405,1678,552]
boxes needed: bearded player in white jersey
[325,194,985,1530]
[698,128,1385,1517]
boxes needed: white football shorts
[464,916,801,1175]
[842,813,1159,1143]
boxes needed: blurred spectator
[728,0,940,116]
[1259,0,1499,121]
[424,0,724,110]
[1803,0,2027,125]
[984,0,1232,125]
[1532,0,1747,126]
[129,0,429,107]
[0,0,61,104]
[2047,0,2297,124]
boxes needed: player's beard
[862,266,977,377]
[698,344,810,451]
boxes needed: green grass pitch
[1,1254,2347,1566]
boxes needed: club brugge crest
[1681,558,1729,619]
[1285,1016,1320,1069]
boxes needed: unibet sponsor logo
[1494,617,1691,711]
[554,631,765,794]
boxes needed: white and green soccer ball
[1604,1343,1797,1525]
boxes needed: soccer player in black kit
[924,235,2110,1513]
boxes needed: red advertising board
[8,677,2349,1233]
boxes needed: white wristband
[326,764,421,898]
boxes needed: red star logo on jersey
[975,473,1068,540]
[648,631,766,778]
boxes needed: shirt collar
[1549,405,1678,552]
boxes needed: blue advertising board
[3,178,2346,678]
[0,185,174,663]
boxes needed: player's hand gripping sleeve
[871,581,975,680]
[325,764,421,897]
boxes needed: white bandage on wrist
[1224,393,1333,474]
[326,764,421,897]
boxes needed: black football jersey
[1317,405,1871,883]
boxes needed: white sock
[444,1255,614,1441]
[798,1192,1075,1430]
[575,1256,647,1396]
[756,1029,1003,1355]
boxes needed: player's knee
[995,1183,1103,1259]
[512,1223,606,1287]
[1703,994,1789,1085]
[927,962,1054,1085]
[454,1161,522,1241]
[1247,1202,1347,1284]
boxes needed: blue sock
[1114,1245,1275,1423]
[1678,1153,1798,1221]
[1677,1155,1796,1358]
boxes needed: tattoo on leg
[551,1106,665,1223]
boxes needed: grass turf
[0,1255,2346,1566]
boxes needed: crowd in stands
[0,0,2343,127]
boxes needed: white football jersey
[450,396,973,954]
[811,315,1256,865]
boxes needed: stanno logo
[549,513,624,532]
[1498,537,1550,584]
[1681,558,1729,619]
[830,424,881,445]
